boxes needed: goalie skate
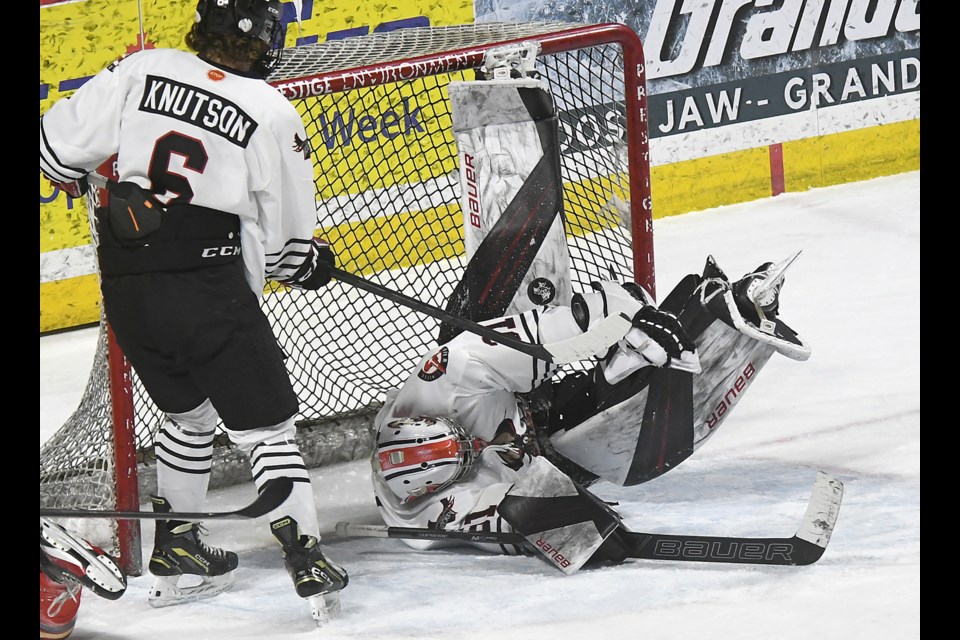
[698,254,811,361]
[40,517,127,600]
[734,250,801,334]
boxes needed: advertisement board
[40,0,919,332]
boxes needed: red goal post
[39,21,653,576]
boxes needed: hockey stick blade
[39,478,294,521]
[332,267,631,364]
[622,470,843,566]
[334,471,843,567]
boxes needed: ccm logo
[201,246,241,258]
[535,538,572,569]
[463,153,481,229]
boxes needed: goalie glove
[572,280,700,374]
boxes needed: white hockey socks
[227,420,320,539]
[156,399,217,512]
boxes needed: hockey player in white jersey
[39,0,346,622]
[370,255,810,572]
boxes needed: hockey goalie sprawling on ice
[365,50,812,574]
[369,253,810,574]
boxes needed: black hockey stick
[39,478,294,521]
[335,522,528,545]
[335,471,843,567]
[332,267,632,365]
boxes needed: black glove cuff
[297,245,336,290]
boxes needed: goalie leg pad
[499,457,623,574]
[442,77,571,343]
[689,319,776,448]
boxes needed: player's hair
[185,26,271,70]
[185,0,285,77]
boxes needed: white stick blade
[794,470,844,548]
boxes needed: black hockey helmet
[194,0,286,73]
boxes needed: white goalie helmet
[373,416,480,504]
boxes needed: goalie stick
[39,478,294,521]
[331,267,633,365]
[335,471,843,567]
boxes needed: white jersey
[39,48,320,295]
[377,306,585,442]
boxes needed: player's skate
[40,517,127,600]
[697,252,811,361]
[271,516,348,626]
[147,496,239,608]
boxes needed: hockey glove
[43,173,87,199]
[297,237,337,290]
[622,306,700,373]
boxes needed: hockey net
[39,21,652,575]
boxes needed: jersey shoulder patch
[417,346,449,382]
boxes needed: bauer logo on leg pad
[499,457,622,575]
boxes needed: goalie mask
[373,416,481,504]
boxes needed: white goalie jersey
[39,48,321,295]
[370,301,659,552]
